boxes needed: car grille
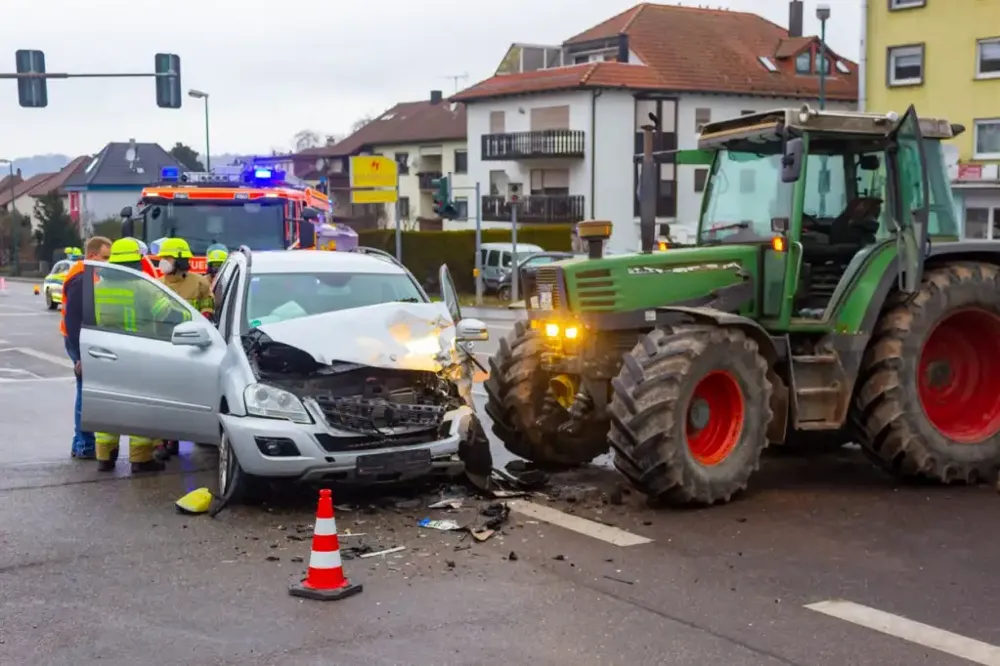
[314,428,443,452]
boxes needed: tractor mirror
[120,205,133,219]
[859,154,881,171]
[301,206,320,221]
[781,138,804,183]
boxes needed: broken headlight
[244,383,313,424]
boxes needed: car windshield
[244,271,425,329]
[698,147,793,245]
[140,201,285,254]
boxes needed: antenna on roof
[441,73,469,93]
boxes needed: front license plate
[539,291,553,310]
[355,448,433,476]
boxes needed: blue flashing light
[161,166,180,181]
[254,168,272,179]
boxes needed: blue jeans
[65,338,95,456]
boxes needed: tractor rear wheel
[484,321,608,466]
[609,325,772,505]
[854,262,1000,482]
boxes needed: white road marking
[0,312,49,317]
[508,499,652,547]
[0,338,10,344]
[806,600,1000,665]
[0,376,74,384]
[0,347,75,369]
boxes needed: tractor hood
[558,244,758,313]
[252,302,460,372]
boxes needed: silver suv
[78,247,490,502]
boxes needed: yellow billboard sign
[351,188,398,204]
[350,155,397,189]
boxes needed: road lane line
[3,347,75,369]
[508,499,652,547]
[806,600,1000,665]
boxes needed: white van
[479,242,544,293]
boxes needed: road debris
[419,518,462,531]
[603,575,634,585]
[428,499,464,510]
[360,546,407,559]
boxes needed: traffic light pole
[510,203,519,302]
[473,182,482,305]
[394,170,402,262]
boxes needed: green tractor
[485,104,1000,505]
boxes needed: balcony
[481,194,586,223]
[417,171,442,190]
[481,130,585,161]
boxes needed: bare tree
[350,114,376,134]
[293,130,322,152]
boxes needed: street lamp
[0,158,19,276]
[187,89,211,170]
[816,3,831,110]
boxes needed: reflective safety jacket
[96,281,190,334]
[160,272,214,318]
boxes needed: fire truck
[120,161,332,274]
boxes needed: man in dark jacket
[62,236,112,459]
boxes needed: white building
[453,2,857,252]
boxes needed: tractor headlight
[543,322,581,341]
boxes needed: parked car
[479,242,544,295]
[495,251,576,301]
[78,247,491,502]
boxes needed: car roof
[240,250,409,275]
[481,243,544,251]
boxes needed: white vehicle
[78,247,490,502]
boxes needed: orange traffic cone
[289,489,362,601]
[32,284,40,295]
[0,277,7,294]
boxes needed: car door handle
[88,348,118,361]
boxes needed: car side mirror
[456,318,489,342]
[781,138,804,183]
[171,321,214,348]
[302,206,320,222]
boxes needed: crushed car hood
[254,302,460,372]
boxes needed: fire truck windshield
[141,201,285,254]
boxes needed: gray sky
[0,0,860,159]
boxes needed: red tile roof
[27,156,90,197]
[310,99,467,158]
[0,172,56,207]
[454,3,857,103]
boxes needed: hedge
[357,224,573,293]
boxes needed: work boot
[153,444,171,463]
[96,448,120,472]
[165,440,180,456]
[131,460,166,473]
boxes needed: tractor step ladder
[789,353,849,430]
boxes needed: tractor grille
[534,266,561,310]
[574,268,617,311]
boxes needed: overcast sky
[0,0,861,160]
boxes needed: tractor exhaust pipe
[639,122,657,254]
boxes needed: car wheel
[217,430,263,504]
[496,285,512,301]
[45,289,57,310]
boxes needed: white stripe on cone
[313,517,337,536]
[308,549,343,570]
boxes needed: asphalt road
[1,278,998,666]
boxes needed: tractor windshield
[698,147,792,245]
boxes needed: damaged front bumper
[220,402,474,484]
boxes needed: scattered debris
[265,555,280,562]
[290,556,304,563]
[341,544,374,560]
[508,551,519,561]
[360,546,406,559]
[428,499,464,510]
[418,518,462,531]
[470,528,495,542]
[603,575,633,585]
[491,489,527,498]
[553,554,566,561]
[445,560,456,568]
[480,502,510,530]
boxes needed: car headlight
[243,383,312,423]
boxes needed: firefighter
[93,238,167,473]
[154,237,213,460]
[205,243,228,288]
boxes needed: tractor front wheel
[609,325,772,506]
[854,262,1000,482]
[483,321,608,466]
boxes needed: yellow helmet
[158,237,193,259]
[108,237,143,264]
[206,244,228,265]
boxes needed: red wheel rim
[918,308,1000,443]
[685,371,745,465]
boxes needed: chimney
[617,33,630,62]
[430,90,443,105]
[788,1,803,38]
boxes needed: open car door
[888,105,931,293]
[79,260,227,443]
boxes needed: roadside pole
[1,161,18,276]
[510,201,519,302]
[394,169,402,262]
[474,181,483,305]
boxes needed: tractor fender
[658,306,779,362]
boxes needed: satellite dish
[125,147,137,162]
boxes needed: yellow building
[864,0,1000,237]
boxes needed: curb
[0,276,44,284]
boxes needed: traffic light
[154,53,182,108]
[15,50,47,108]
[432,175,459,220]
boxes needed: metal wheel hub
[688,398,711,431]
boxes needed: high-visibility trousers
[95,433,158,464]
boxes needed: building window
[795,52,811,74]
[887,45,924,86]
[454,150,468,174]
[974,119,1000,159]
[977,38,1000,79]
[454,197,469,220]
[398,196,410,220]
[694,168,709,193]
[394,152,409,175]
[694,108,711,133]
[813,55,830,75]
[966,208,989,239]
[888,0,925,9]
[529,168,570,196]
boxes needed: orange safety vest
[59,261,85,337]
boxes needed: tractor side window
[922,139,959,237]
[894,117,928,233]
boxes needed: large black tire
[853,262,1000,483]
[483,320,608,465]
[609,325,772,505]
